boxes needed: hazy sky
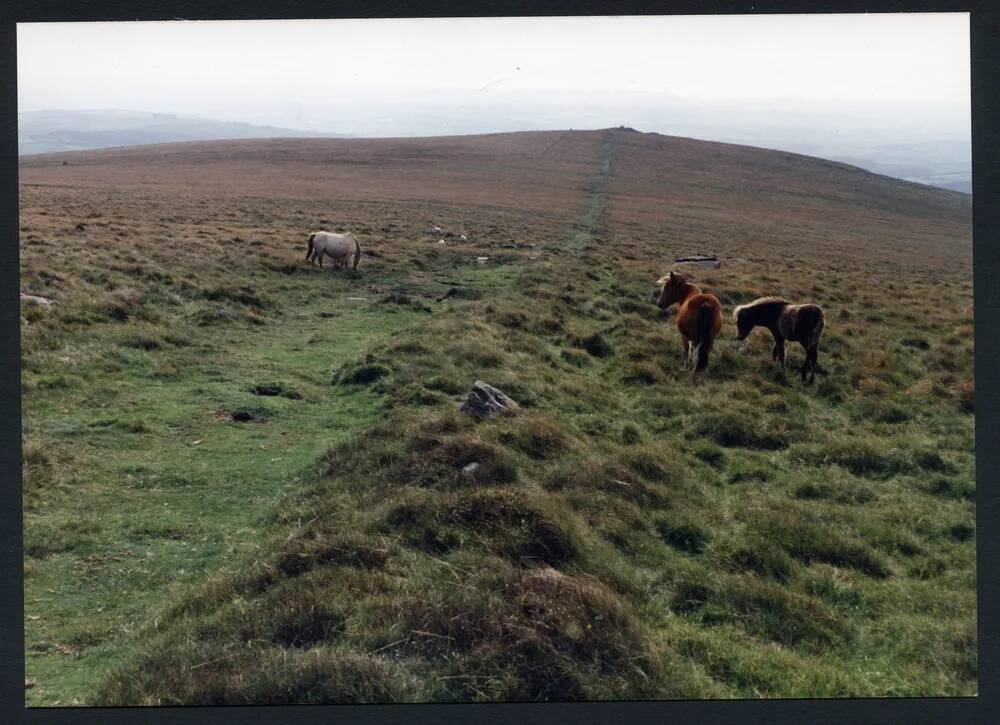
[18,14,970,133]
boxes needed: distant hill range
[18,108,970,195]
[826,139,972,195]
[18,109,349,155]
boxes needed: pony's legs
[804,345,818,383]
[772,339,786,368]
[681,339,691,370]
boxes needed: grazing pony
[655,271,724,373]
[306,231,362,270]
[733,297,825,383]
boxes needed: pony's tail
[306,233,316,261]
[695,305,716,372]
[352,235,362,270]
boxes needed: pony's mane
[733,296,789,320]
[657,271,690,286]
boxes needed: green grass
[22,294,422,703]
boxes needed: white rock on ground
[460,381,518,419]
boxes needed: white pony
[306,231,362,270]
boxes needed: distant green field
[21,129,974,704]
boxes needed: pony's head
[732,297,788,340]
[655,270,690,309]
[732,304,753,340]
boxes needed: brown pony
[733,297,825,383]
[655,271,724,373]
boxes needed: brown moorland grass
[20,129,974,704]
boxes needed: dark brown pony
[655,271,723,373]
[733,297,825,383]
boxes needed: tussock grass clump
[264,593,347,649]
[728,538,798,582]
[718,577,851,648]
[22,301,52,324]
[497,568,660,699]
[491,309,528,329]
[801,565,882,619]
[623,361,663,385]
[543,458,671,508]
[104,288,156,322]
[694,411,792,450]
[672,574,850,648]
[752,509,890,578]
[572,331,615,358]
[852,398,914,424]
[495,413,572,460]
[902,337,931,350]
[97,646,421,705]
[947,522,974,543]
[119,331,166,351]
[791,479,876,505]
[926,476,974,500]
[528,315,565,335]
[691,441,725,467]
[907,556,947,580]
[954,379,974,412]
[449,488,583,567]
[366,566,662,702]
[24,518,101,559]
[447,337,506,368]
[203,284,271,309]
[401,432,519,488]
[623,441,687,485]
[620,422,644,445]
[792,439,950,478]
[22,438,56,496]
[379,291,414,306]
[816,377,847,403]
[336,362,391,386]
[653,513,709,555]
[271,533,391,581]
[250,382,302,399]
[560,348,590,367]
[725,455,775,484]
[423,375,467,395]
[384,487,584,568]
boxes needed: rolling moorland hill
[19,129,973,704]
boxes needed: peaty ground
[19,129,974,704]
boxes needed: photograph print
[18,12,974,705]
